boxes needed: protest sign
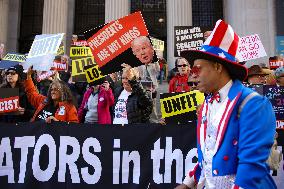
[71,56,96,82]
[263,85,284,120]
[73,40,88,47]
[150,37,164,58]
[84,64,105,85]
[160,91,205,124]
[269,59,284,69]
[0,123,283,189]
[0,53,27,69]
[36,71,56,82]
[85,11,157,75]
[248,85,284,121]
[174,26,211,57]
[71,34,88,46]
[51,59,67,71]
[56,45,65,56]
[150,37,164,52]
[24,33,64,71]
[70,47,93,58]
[0,88,19,113]
[237,34,267,62]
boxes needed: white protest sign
[237,34,267,62]
[24,33,64,71]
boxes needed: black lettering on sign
[171,98,181,111]
[163,101,172,113]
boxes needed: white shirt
[184,80,235,189]
[113,89,131,124]
[85,93,99,124]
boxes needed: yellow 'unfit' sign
[160,91,205,118]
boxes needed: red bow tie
[209,92,221,103]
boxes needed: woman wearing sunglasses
[24,67,79,123]
[168,58,191,92]
[0,65,34,123]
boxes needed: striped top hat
[180,20,248,81]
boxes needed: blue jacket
[189,80,276,189]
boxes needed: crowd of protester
[0,53,283,125]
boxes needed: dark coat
[113,79,153,124]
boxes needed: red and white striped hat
[181,20,248,81]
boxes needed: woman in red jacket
[24,67,79,123]
[168,57,191,92]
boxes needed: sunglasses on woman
[177,64,188,68]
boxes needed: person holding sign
[0,65,34,123]
[169,57,191,92]
[113,64,153,124]
[78,80,114,124]
[24,67,79,123]
[132,36,160,123]
[177,20,276,189]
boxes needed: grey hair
[131,36,151,48]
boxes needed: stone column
[105,0,130,23]
[42,0,68,34]
[167,0,192,70]
[0,0,9,54]
[224,0,276,67]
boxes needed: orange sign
[87,11,148,67]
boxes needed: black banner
[0,122,197,189]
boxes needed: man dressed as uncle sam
[175,20,277,189]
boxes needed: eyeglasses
[190,65,202,75]
[5,71,17,76]
[177,64,188,68]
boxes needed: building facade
[0,0,280,69]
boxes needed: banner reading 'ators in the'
[0,123,283,189]
[85,11,157,75]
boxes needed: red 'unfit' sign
[0,96,19,113]
[87,11,149,67]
